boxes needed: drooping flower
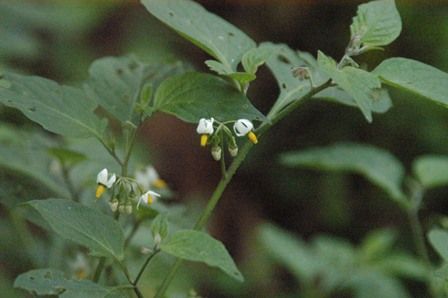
[196,118,214,147]
[135,166,166,190]
[137,190,161,209]
[96,168,116,198]
[233,119,258,144]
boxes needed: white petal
[233,119,253,137]
[196,118,214,134]
[96,168,108,184]
[106,174,116,188]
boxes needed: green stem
[97,137,123,167]
[133,248,160,286]
[154,80,332,298]
[408,209,430,266]
[92,258,106,282]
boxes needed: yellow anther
[153,178,167,189]
[247,131,258,144]
[200,134,208,147]
[95,184,106,198]
[147,195,154,205]
[75,269,88,280]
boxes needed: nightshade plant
[2,0,448,297]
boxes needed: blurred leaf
[27,199,125,260]
[0,72,106,138]
[280,143,407,206]
[154,72,264,123]
[428,229,448,262]
[151,214,169,240]
[14,268,127,298]
[318,51,382,122]
[141,0,255,71]
[160,230,244,282]
[205,60,229,75]
[360,229,397,260]
[350,0,401,48]
[413,155,448,189]
[374,58,448,108]
[375,254,428,280]
[242,46,274,75]
[315,86,392,114]
[349,271,410,298]
[258,224,319,283]
[48,148,87,167]
[85,56,183,124]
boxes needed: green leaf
[14,269,126,298]
[413,155,448,189]
[242,46,274,75]
[0,72,106,138]
[258,224,318,283]
[350,0,401,49]
[349,271,410,298]
[154,72,264,123]
[48,147,87,167]
[360,229,397,260]
[205,60,231,75]
[428,229,448,262]
[85,56,183,124]
[27,199,125,260]
[151,214,169,240]
[318,51,382,122]
[375,254,428,280]
[160,230,244,282]
[315,86,392,114]
[374,58,448,108]
[141,0,255,71]
[280,143,407,206]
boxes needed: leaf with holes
[85,56,184,124]
[141,0,255,71]
[27,199,125,260]
[0,72,106,138]
[153,72,264,123]
[160,230,244,282]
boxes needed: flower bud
[228,145,238,157]
[211,146,222,161]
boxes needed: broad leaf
[141,0,255,71]
[350,0,401,49]
[280,143,407,206]
[242,46,274,75]
[0,72,105,138]
[14,269,126,298]
[160,230,244,282]
[428,229,448,262]
[413,155,448,189]
[374,58,448,108]
[154,72,264,123]
[85,56,183,124]
[318,51,382,122]
[27,199,125,260]
[349,271,410,298]
[259,224,318,282]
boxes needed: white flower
[69,253,90,280]
[96,168,116,198]
[137,190,161,209]
[196,118,214,147]
[233,119,258,144]
[135,166,166,190]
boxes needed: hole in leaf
[281,83,287,89]
[277,55,290,64]
[169,12,174,17]
[228,32,235,37]
[29,107,36,112]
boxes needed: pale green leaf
[160,230,244,282]
[48,147,87,167]
[242,46,274,74]
[154,72,264,123]
[318,51,382,122]
[350,0,401,48]
[0,72,105,138]
[205,60,230,75]
[141,0,255,71]
[280,143,407,206]
[85,56,183,124]
[428,229,448,262]
[349,271,410,298]
[258,224,319,283]
[413,155,448,189]
[27,199,125,260]
[360,229,397,260]
[374,58,448,108]
[375,254,428,280]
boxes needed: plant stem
[133,248,160,286]
[408,209,430,265]
[92,258,106,282]
[154,80,332,298]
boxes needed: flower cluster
[195,118,258,161]
[95,165,166,214]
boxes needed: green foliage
[27,199,125,261]
[151,214,169,240]
[413,156,448,189]
[350,0,402,50]
[280,143,407,206]
[374,58,448,108]
[428,229,448,262]
[141,0,255,72]
[154,72,265,122]
[160,230,244,282]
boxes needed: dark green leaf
[0,72,106,138]
[374,58,448,108]
[160,230,244,282]
[27,199,125,260]
[280,143,407,206]
[154,72,264,123]
[141,0,255,71]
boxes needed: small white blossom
[96,168,116,188]
[137,190,161,209]
[196,118,215,147]
[233,119,258,144]
[135,166,166,190]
